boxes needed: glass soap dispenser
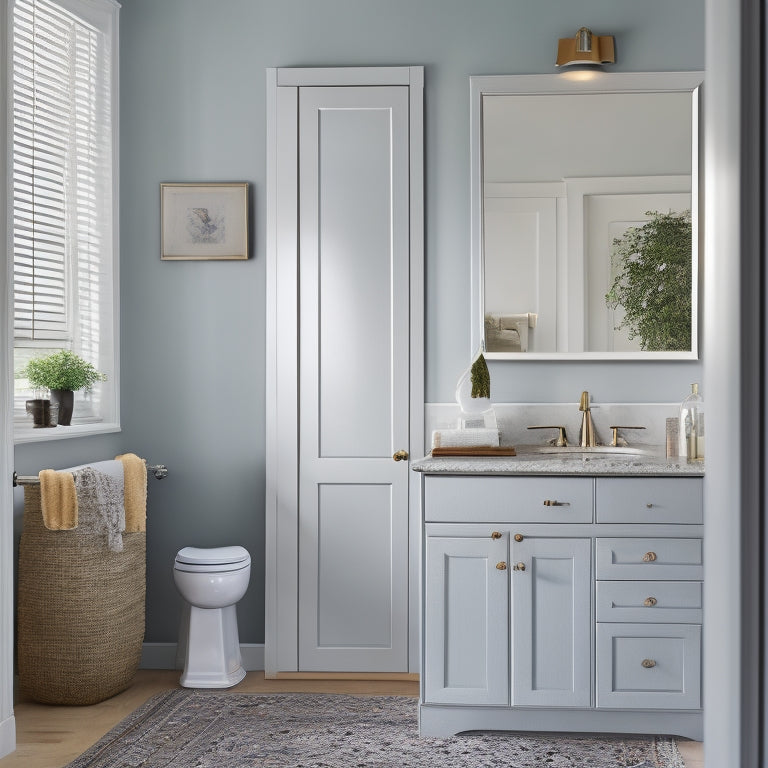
[679,383,704,461]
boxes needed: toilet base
[178,603,245,689]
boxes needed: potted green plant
[23,351,106,426]
[605,209,693,351]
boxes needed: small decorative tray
[430,446,517,457]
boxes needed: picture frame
[161,182,248,260]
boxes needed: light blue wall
[14,0,705,645]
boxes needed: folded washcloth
[116,453,147,532]
[74,466,125,552]
[39,469,78,530]
[432,428,500,449]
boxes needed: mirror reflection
[471,73,702,360]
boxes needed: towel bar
[12,463,168,486]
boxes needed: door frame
[0,0,16,755]
[265,66,424,676]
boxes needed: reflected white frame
[470,71,703,360]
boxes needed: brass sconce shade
[556,27,615,67]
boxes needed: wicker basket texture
[17,485,146,705]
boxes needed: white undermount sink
[523,445,655,457]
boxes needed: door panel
[512,537,592,707]
[298,86,410,672]
[424,533,509,705]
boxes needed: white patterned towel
[73,467,126,552]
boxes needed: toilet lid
[175,545,250,566]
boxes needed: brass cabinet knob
[646,503,654,509]
[641,659,657,669]
[642,551,658,562]
[392,450,409,462]
[543,499,570,507]
[512,562,526,571]
[491,531,502,540]
[514,533,524,542]
[496,562,507,571]
[644,596,658,607]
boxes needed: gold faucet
[578,391,596,448]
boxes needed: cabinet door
[512,537,592,707]
[424,533,509,705]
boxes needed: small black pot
[50,389,75,426]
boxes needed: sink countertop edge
[411,453,704,477]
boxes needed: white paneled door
[266,68,423,675]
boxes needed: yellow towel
[116,453,147,532]
[39,469,78,530]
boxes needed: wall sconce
[556,27,615,68]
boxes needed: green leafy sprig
[470,353,491,399]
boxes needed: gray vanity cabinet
[420,471,703,740]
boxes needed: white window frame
[9,0,120,443]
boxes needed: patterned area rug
[66,690,685,768]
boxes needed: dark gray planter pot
[49,389,74,426]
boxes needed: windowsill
[14,421,121,445]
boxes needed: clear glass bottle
[678,383,704,461]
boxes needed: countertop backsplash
[425,402,679,451]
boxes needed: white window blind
[11,0,119,433]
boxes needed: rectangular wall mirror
[470,72,703,360]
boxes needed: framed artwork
[161,182,248,260]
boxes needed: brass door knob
[393,450,409,462]
[644,597,658,607]
[514,533,524,542]
[496,562,507,571]
[642,551,658,562]
[491,531,502,540]
[512,562,526,571]
[641,659,657,669]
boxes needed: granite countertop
[411,446,704,477]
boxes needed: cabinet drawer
[596,478,702,524]
[596,538,702,580]
[596,581,702,623]
[424,476,593,523]
[596,623,701,710]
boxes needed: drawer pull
[644,596,658,607]
[646,503,654,508]
[642,551,658,562]
[514,533,524,542]
[491,531,502,540]
[641,658,657,669]
[543,499,570,507]
[496,562,507,570]
[512,562,526,571]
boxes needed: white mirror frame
[470,71,704,361]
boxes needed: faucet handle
[609,425,646,447]
[528,425,568,447]
[579,391,591,411]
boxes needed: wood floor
[0,670,703,768]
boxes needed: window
[10,0,119,439]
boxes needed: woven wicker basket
[17,485,146,705]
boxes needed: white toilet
[173,545,251,688]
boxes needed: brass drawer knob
[514,533,524,542]
[644,596,658,607]
[642,551,658,562]
[491,531,502,540]
[496,562,507,570]
[646,503,654,509]
[641,658,657,669]
[392,450,409,462]
[543,499,570,507]
[512,562,526,571]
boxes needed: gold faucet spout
[578,391,597,447]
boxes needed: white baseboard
[140,643,265,672]
[0,714,16,759]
